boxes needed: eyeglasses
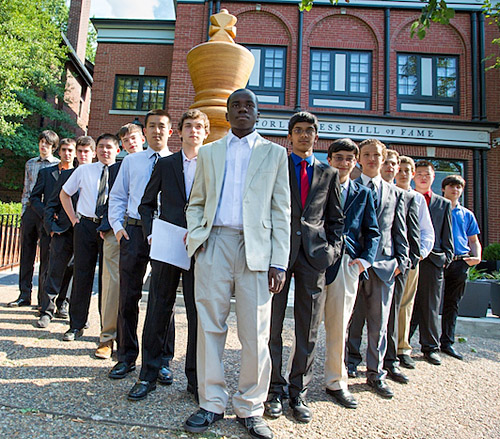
[331,155,356,163]
[292,127,317,136]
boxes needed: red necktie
[300,160,309,208]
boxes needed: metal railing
[0,214,21,271]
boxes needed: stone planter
[489,282,500,317]
[476,260,500,274]
[458,280,491,318]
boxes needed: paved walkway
[0,269,499,438]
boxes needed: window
[309,49,372,110]
[113,76,167,111]
[397,54,458,115]
[247,46,286,105]
[412,158,465,200]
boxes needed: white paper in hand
[150,218,191,270]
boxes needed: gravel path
[1,275,499,439]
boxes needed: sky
[71,0,176,20]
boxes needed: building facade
[89,0,500,244]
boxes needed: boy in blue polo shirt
[441,175,481,360]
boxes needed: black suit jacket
[139,151,188,239]
[97,162,121,233]
[288,155,344,272]
[426,192,454,268]
[44,168,75,235]
[403,190,421,269]
[30,164,61,220]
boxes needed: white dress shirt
[63,162,107,219]
[360,173,383,201]
[182,150,197,197]
[213,130,258,229]
[411,189,435,260]
[109,146,171,235]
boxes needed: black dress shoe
[398,354,416,369]
[423,351,442,365]
[325,388,358,409]
[367,379,394,399]
[386,366,409,384]
[157,364,173,385]
[289,396,312,423]
[264,393,283,418]
[7,298,31,307]
[441,345,463,360]
[63,328,84,341]
[347,363,358,378]
[184,408,224,433]
[237,415,274,439]
[128,380,157,401]
[108,361,136,379]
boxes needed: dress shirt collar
[340,179,350,192]
[181,150,197,163]
[37,155,59,163]
[146,146,171,159]
[290,152,314,167]
[227,129,258,149]
[360,173,382,188]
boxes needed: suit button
[296,231,301,236]
[300,216,305,221]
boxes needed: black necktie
[152,152,160,170]
[368,180,378,209]
[95,165,109,218]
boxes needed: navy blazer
[29,164,61,220]
[426,192,454,268]
[326,179,380,284]
[44,168,75,235]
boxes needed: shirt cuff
[358,258,371,270]
[270,265,287,272]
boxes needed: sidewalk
[0,268,499,438]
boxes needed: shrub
[482,243,500,261]
[0,201,22,215]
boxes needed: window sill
[109,110,150,116]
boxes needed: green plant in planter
[467,267,491,281]
[482,243,500,261]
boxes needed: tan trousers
[324,254,360,391]
[100,231,120,343]
[194,227,272,417]
[397,265,420,356]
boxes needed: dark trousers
[269,247,326,399]
[117,224,175,365]
[440,260,469,348]
[70,218,102,330]
[384,270,410,368]
[410,258,444,353]
[139,259,197,388]
[41,230,74,318]
[18,207,50,305]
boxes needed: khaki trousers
[195,227,272,417]
[397,265,420,355]
[324,254,360,391]
[100,231,120,343]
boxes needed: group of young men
[7,88,481,439]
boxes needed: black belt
[80,215,101,224]
[125,217,142,227]
[453,254,470,261]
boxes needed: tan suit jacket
[186,133,291,271]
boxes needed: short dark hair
[96,133,119,148]
[359,138,387,160]
[58,138,76,149]
[328,138,359,158]
[76,136,96,152]
[177,109,210,132]
[442,174,465,190]
[144,109,171,128]
[118,123,143,140]
[399,155,415,172]
[288,111,318,134]
[38,130,59,150]
[415,160,435,171]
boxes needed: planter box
[476,260,500,274]
[490,282,500,317]
[458,280,491,318]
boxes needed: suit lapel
[212,137,227,201]
[344,180,358,212]
[377,180,389,217]
[304,157,323,210]
[51,167,59,182]
[289,156,302,209]
[243,135,272,198]
[172,151,187,201]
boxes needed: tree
[0,0,72,153]
[299,0,455,39]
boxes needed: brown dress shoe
[95,341,113,359]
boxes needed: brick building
[89,0,500,244]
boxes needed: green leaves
[410,0,455,39]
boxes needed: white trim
[256,95,280,104]
[401,103,455,114]
[109,110,149,116]
[421,58,433,97]
[313,98,366,109]
[249,49,261,87]
[334,54,346,92]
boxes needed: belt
[125,217,142,227]
[453,254,470,261]
[80,215,101,224]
